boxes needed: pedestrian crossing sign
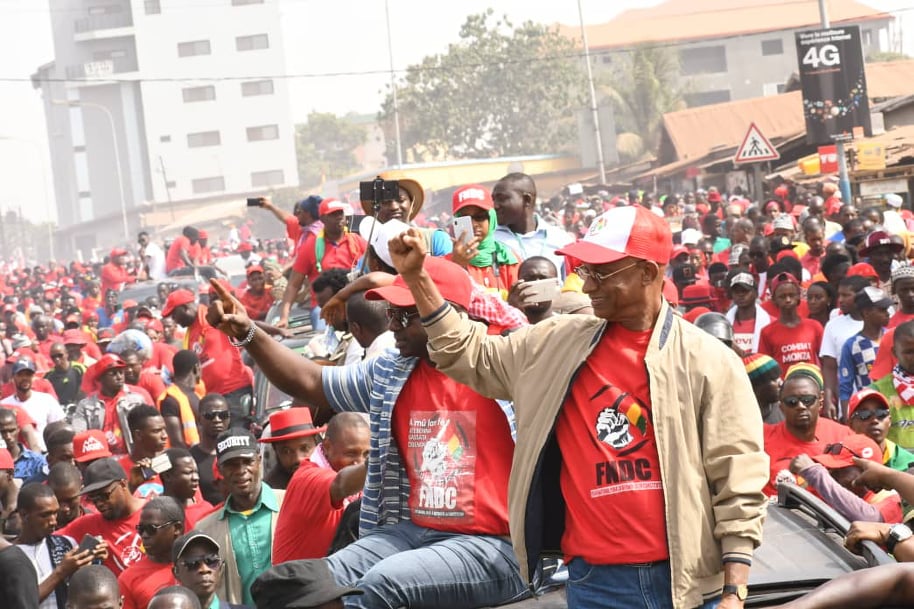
[734,123,780,164]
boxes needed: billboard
[795,26,872,145]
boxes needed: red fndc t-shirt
[183,306,251,395]
[556,324,668,564]
[273,461,351,563]
[758,319,824,376]
[392,361,513,536]
[117,556,177,609]
[732,317,757,355]
[165,235,192,273]
[59,505,146,575]
[762,418,852,496]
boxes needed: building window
[165,180,176,188]
[88,5,122,15]
[178,40,211,58]
[182,85,216,102]
[761,39,783,56]
[683,89,731,107]
[236,34,269,52]
[251,170,285,188]
[241,79,274,96]
[232,0,264,4]
[93,49,127,60]
[762,82,787,96]
[160,135,171,143]
[187,131,221,148]
[679,46,727,75]
[192,176,225,194]
[246,124,279,142]
[144,0,161,14]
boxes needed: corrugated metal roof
[559,0,892,50]
[865,60,914,99]
[662,91,805,162]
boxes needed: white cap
[886,193,903,208]
[681,228,702,246]
[359,217,410,268]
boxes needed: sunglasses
[823,443,863,459]
[179,555,223,571]
[136,520,179,536]
[780,394,819,408]
[386,307,420,328]
[851,408,890,422]
[87,484,120,504]
[575,261,640,284]
[202,410,230,421]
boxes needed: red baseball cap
[813,434,882,469]
[62,329,89,346]
[162,289,195,317]
[73,430,113,463]
[847,262,878,279]
[556,206,672,266]
[246,265,265,276]
[452,185,493,214]
[122,299,138,309]
[847,388,890,420]
[198,229,208,239]
[669,245,689,262]
[238,242,253,253]
[318,198,353,217]
[110,248,128,258]
[259,408,326,444]
[769,271,800,295]
[366,256,472,310]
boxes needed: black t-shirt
[190,444,222,506]
[0,544,38,609]
[44,367,84,405]
[160,390,200,419]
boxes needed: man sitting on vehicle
[259,408,323,491]
[846,388,914,472]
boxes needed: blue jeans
[566,559,720,609]
[325,521,528,609]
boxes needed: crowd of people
[1,171,914,609]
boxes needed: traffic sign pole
[818,1,853,204]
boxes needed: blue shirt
[494,214,573,278]
[13,445,46,481]
[839,332,881,402]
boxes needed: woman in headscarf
[448,184,519,298]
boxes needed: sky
[0,0,905,223]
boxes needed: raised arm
[207,279,329,409]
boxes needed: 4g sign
[795,26,872,145]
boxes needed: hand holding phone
[451,216,474,243]
[517,278,561,304]
[246,197,264,207]
[78,534,101,554]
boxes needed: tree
[296,112,366,188]
[378,10,587,161]
[600,45,685,162]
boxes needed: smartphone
[452,216,474,242]
[78,534,101,554]
[150,453,172,474]
[521,278,561,303]
[246,197,263,207]
[359,179,399,203]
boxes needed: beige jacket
[196,486,285,605]
[425,300,768,609]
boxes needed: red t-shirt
[59,506,146,574]
[285,216,302,251]
[117,455,163,498]
[555,324,668,564]
[871,326,897,380]
[184,499,216,530]
[732,317,756,354]
[758,319,824,375]
[148,342,178,376]
[183,306,251,395]
[762,419,852,496]
[273,461,348,563]
[392,360,513,535]
[761,298,810,319]
[291,232,367,293]
[165,236,192,273]
[100,263,135,296]
[240,289,275,321]
[117,556,177,609]
[136,370,166,404]
[888,311,914,330]
[84,385,155,455]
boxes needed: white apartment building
[32,0,298,258]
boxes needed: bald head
[326,412,369,443]
[149,587,202,609]
[498,172,536,197]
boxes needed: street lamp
[0,135,56,260]
[51,99,130,243]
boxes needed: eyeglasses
[202,410,230,421]
[823,443,863,459]
[460,211,489,223]
[386,307,420,328]
[136,520,179,536]
[851,408,890,422]
[575,261,640,284]
[50,353,65,360]
[179,554,223,571]
[87,484,119,504]
[780,394,819,408]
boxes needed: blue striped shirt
[321,349,516,536]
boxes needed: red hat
[669,245,689,262]
[83,353,127,391]
[813,434,882,470]
[110,248,128,258]
[775,249,800,262]
[452,185,494,214]
[859,230,905,256]
[556,206,672,266]
[246,265,265,276]
[97,327,116,341]
[366,256,472,310]
[62,329,89,346]
[680,283,715,306]
[707,191,722,203]
[259,408,326,444]
[774,184,789,198]
[769,271,800,295]
[146,319,164,333]
[318,198,353,217]
[847,388,890,420]
[0,448,13,470]
[122,299,138,309]
[198,229,208,239]
[162,289,195,317]
[237,242,253,253]
[683,306,711,323]
[73,430,113,463]
[847,262,878,279]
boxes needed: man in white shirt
[345,291,395,363]
[819,275,869,419]
[492,173,573,278]
[138,232,167,281]
[0,359,66,445]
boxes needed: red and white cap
[318,198,353,217]
[557,205,672,265]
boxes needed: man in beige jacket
[389,205,769,609]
